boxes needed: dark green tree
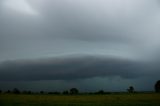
[127,86,134,93]
[13,88,20,94]
[52,92,61,95]
[97,90,105,94]
[6,90,11,94]
[63,90,69,95]
[70,88,79,94]
[155,80,160,93]
[22,90,28,94]
[27,91,32,94]
[40,91,44,94]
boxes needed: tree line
[0,80,160,95]
[0,88,79,95]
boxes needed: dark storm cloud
[0,55,151,81]
[0,0,160,91]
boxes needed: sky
[0,0,160,92]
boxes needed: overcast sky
[0,0,160,92]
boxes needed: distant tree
[53,92,61,95]
[155,80,160,93]
[0,90,2,94]
[6,90,11,94]
[27,91,32,94]
[88,92,94,95]
[40,91,44,94]
[97,90,105,94]
[127,86,134,93]
[63,90,69,95]
[13,88,20,94]
[22,90,32,94]
[48,92,54,94]
[48,91,60,95]
[70,88,79,94]
[22,90,28,94]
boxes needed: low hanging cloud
[0,55,153,81]
[0,0,160,91]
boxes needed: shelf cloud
[0,55,156,81]
[0,0,160,91]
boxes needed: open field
[0,93,160,106]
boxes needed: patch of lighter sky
[2,0,39,16]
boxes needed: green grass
[0,93,160,106]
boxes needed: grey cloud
[0,0,160,91]
[0,0,160,62]
[0,55,151,81]
[36,0,158,42]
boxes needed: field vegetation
[0,93,160,106]
[0,80,160,106]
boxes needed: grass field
[0,93,160,106]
